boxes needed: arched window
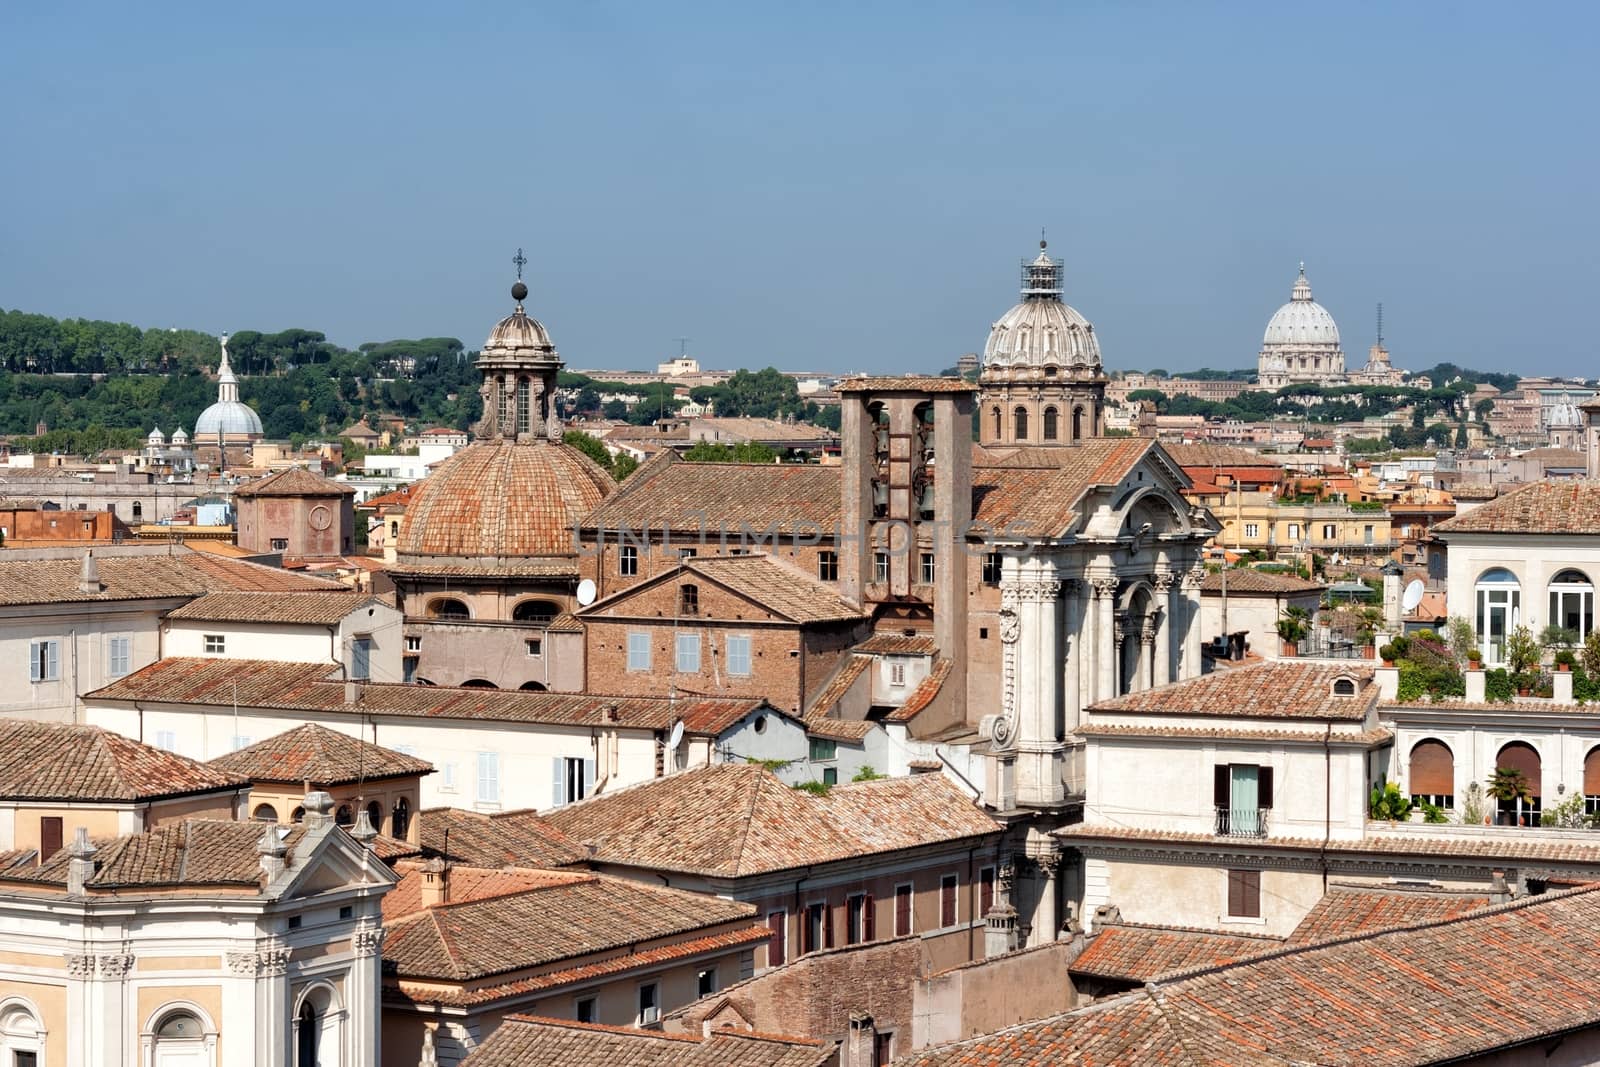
[294,985,341,1067]
[1494,741,1541,825]
[297,1001,318,1067]
[390,797,410,841]
[990,406,1001,439]
[512,599,561,624]
[1072,406,1085,441]
[679,583,699,615]
[131,501,143,520]
[365,801,382,832]
[1408,739,1454,809]
[515,377,530,435]
[1548,569,1594,642]
[1042,407,1059,441]
[519,680,548,691]
[460,678,498,688]
[152,1009,209,1066]
[335,805,353,828]
[1013,406,1029,441]
[1474,568,1520,666]
[252,803,278,823]
[291,806,305,824]
[1,1002,43,1065]
[430,598,470,621]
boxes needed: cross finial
[512,247,528,281]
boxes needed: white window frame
[107,635,131,678]
[153,729,177,752]
[873,551,890,583]
[203,634,226,655]
[1475,569,1521,667]
[476,751,500,806]
[626,632,651,672]
[1243,523,1260,539]
[1549,570,1594,641]
[676,633,701,673]
[893,881,915,937]
[28,639,59,683]
[637,981,660,1025]
[350,635,372,680]
[619,544,638,577]
[889,661,907,687]
[726,635,752,677]
[405,635,422,652]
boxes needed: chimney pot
[66,827,97,895]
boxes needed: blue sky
[1,2,1594,376]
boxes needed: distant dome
[171,427,189,443]
[195,402,264,439]
[1550,393,1582,429]
[982,245,1103,371]
[484,282,558,360]
[396,440,614,560]
[1262,267,1340,347]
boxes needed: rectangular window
[874,1033,893,1066]
[697,967,717,998]
[983,552,1002,586]
[809,737,837,762]
[1213,763,1273,836]
[873,550,889,583]
[980,866,996,918]
[767,910,788,966]
[576,997,597,1024]
[803,902,832,953]
[627,632,651,671]
[405,635,422,652]
[351,636,372,680]
[676,633,701,673]
[439,762,457,792]
[526,638,543,657]
[818,550,838,582]
[822,766,837,786]
[1227,869,1261,918]
[39,816,63,861]
[638,982,659,1025]
[620,544,638,576]
[1287,523,1300,540]
[848,892,876,944]
[561,756,595,805]
[889,662,907,687]
[477,751,500,805]
[270,538,289,551]
[726,635,752,676]
[1322,523,1337,539]
[919,552,935,584]
[1364,524,1375,545]
[232,735,252,751]
[1243,523,1260,538]
[28,639,59,682]
[203,634,225,655]
[153,730,177,752]
[679,584,699,615]
[107,635,131,678]
[940,874,958,928]
[894,883,913,937]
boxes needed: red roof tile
[1435,480,1600,534]
[1069,922,1282,983]
[459,1013,831,1067]
[1284,885,1493,945]
[0,720,247,803]
[1088,661,1375,721]
[208,723,432,786]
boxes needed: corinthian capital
[1091,576,1120,599]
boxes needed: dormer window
[1331,676,1357,696]
[679,583,699,616]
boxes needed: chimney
[301,790,336,829]
[984,902,1019,958]
[258,821,288,881]
[420,856,448,908]
[66,827,97,895]
[77,549,104,594]
[843,1012,878,1067]
[1490,869,1511,903]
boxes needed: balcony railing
[1215,806,1270,838]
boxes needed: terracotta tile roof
[972,439,1160,536]
[1069,922,1282,983]
[383,873,758,981]
[1518,446,1588,466]
[459,1014,831,1067]
[1284,885,1493,945]
[684,554,866,624]
[0,551,333,606]
[835,375,978,393]
[884,658,952,722]
[854,633,937,655]
[1087,661,1375,721]
[577,452,841,535]
[1447,482,1499,500]
[804,655,871,719]
[1199,569,1325,595]
[396,440,614,560]
[692,417,838,443]
[1075,723,1393,746]
[0,720,247,803]
[1162,442,1285,469]
[904,885,1600,1067]
[416,807,588,868]
[547,763,998,878]
[87,657,765,734]
[544,611,584,633]
[1058,824,1600,867]
[804,717,878,743]
[385,558,582,579]
[208,723,432,786]
[5,818,304,890]
[232,466,354,497]
[165,590,382,624]
[1435,480,1600,534]
[382,861,590,920]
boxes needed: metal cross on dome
[512,247,527,281]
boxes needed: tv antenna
[673,337,690,358]
[1376,303,1384,346]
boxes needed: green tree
[682,441,779,463]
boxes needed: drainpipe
[1321,722,1332,893]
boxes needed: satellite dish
[576,578,597,607]
[666,719,685,753]
[1401,579,1426,614]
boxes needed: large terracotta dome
[396,440,614,560]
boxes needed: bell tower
[473,249,564,443]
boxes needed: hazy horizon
[2,2,1595,378]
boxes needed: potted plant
[1486,766,1532,826]
[1368,781,1413,825]
[1554,649,1576,673]
[1466,647,1483,670]
[1378,642,1401,668]
[1506,625,1540,689]
[1277,606,1309,657]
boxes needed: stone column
[62,953,93,1066]
[1012,570,1063,807]
[92,954,134,1064]
[1154,572,1176,686]
[1061,580,1082,733]
[350,927,386,1067]
[1140,617,1158,691]
[1181,564,1205,679]
[1092,577,1119,704]
[1026,843,1062,948]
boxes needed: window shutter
[48,641,58,680]
[1243,871,1261,917]
[1214,764,1230,808]
[863,894,876,941]
[29,642,40,682]
[767,911,786,966]
[896,886,912,936]
[583,758,596,799]
[1411,740,1455,796]
[1227,869,1243,916]
[823,903,834,948]
[552,758,566,808]
[1258,766,1274,809]
[40,816,63,861]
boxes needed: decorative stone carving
[1140,618,1159,645]
[259,949,290,976]
[998,860,1017,893]
[1153,571,1176,594]
[472,378,498,440]
[64,953,96,979]
[355,928,386,958]
[98,954,134,978]
[998,586,1022,646]
[1091,576,1120,600]
[1014,579,1062,603]
[998,583,1021,737]
[225,951,260,975]
[1183,564,1207,591]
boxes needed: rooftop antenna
[512,247,527,281]
[674,337,690,358]
[1376,303,1384,346]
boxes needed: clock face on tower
[308,504,333,532]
